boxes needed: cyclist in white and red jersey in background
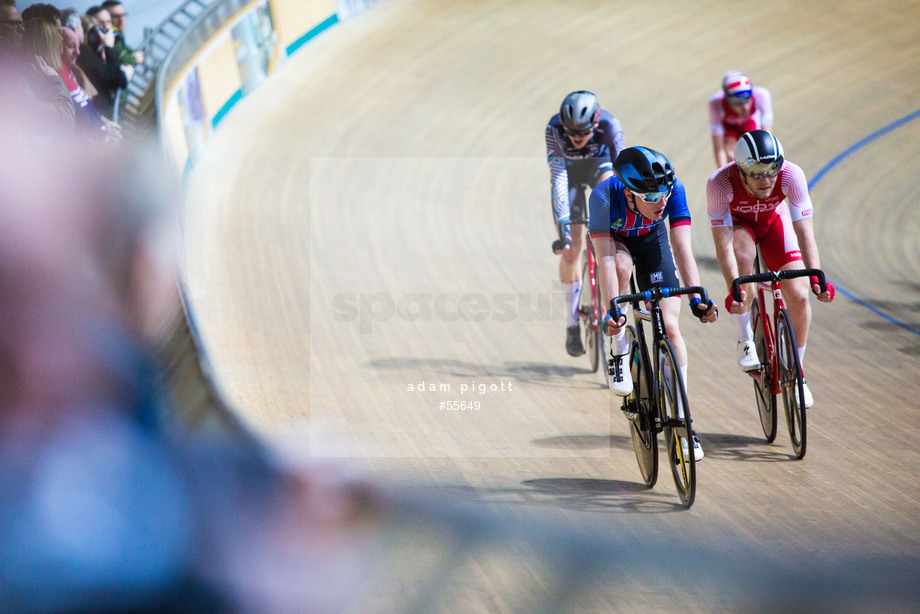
[707,130,835,408]
[708,71,773,168]
[545,90,625,356]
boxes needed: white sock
[563,281,582,327]
[612,330,629,355]
[735,311,753,343]
[798,344,806,369]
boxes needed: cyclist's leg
[722,125,740,163]
[608,242,634,355]
[760,209,812,361]
[730,224,761,369]
[560,185,585,356]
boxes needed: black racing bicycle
[611,282,712,508]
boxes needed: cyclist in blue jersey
[589,147,717,459]
[546,90,626,356]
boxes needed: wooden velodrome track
[182,0,920,609]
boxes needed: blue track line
[806,108,920,338]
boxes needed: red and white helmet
[722,71,753,101]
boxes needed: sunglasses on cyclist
[741,168,781,179]
[630,188,670,203]
[564,126,594,138]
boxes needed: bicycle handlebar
[731,269,826,302]
[551,218,591,253]
[609,285,711,321]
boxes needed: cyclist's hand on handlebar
[811,276,836,302]
[724,290,747,314]
[690,298,718,323]
[551,237,571,254]
[602,309,627,336]
[552,222,572,254]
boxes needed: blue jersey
[545,109,625,227]
[588,176,691,239]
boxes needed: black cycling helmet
[559,91,600,134]
[734,129,784,178]
[613,147,675,196]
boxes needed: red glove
[810,276,836,301]
[725,289,744,312]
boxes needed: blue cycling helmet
[613,147,675,195]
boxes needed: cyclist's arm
[706,172,739,289]
[783,164,824,275]
[669,224,702,294]
[791,215,822,273]
[708,93,728,167]
[591,233,623,335]
[711,225,740,291]
[712,134,729,168]
[754,86,774,131]
[545,124,571,232]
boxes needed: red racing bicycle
[731,255,827,459]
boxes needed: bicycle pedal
[620,400,639,421]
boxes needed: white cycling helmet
[734,130,784,178]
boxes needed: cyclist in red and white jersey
[707,130,834,408]
[708,71,773,168]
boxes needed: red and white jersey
[707,161,813,228]
[708,86,773,136]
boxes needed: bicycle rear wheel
[624,325,657,487]
[657,338,695,507]
[579,258,601,373]
[751,297,777,442]
[776,308,807,459]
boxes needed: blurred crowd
[1,0,145,144]
[1,2,383,610]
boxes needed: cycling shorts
[723,118,759,142]
[567,157,612,221]
[614,222,680,291]
[734,206,802,271]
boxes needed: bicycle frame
[569,208,607,378]
[612,282,711,507]
[732,256,826,458]
[732,264,827,393]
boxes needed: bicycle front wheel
[579,258,600,373]
[751,297,777,442]
[625,325,657,487]
[776,308,807,459]
[657,338,696,507]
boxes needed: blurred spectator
[19,1,60,27]
[86,4,115,47]
[60,6,84,41]
[58,25,122,142]
[22,13,60,71]
[0,128,379,613]
[3,6,75,142]
[75,13,127,119]
[101,0,142,66]
[0,0,24,48]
